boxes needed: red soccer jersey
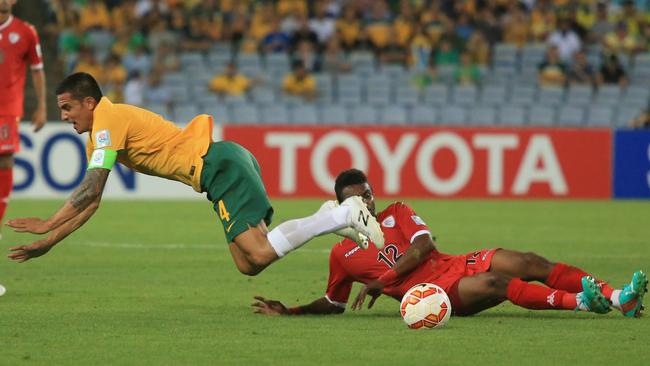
[0,15,43,117]
[326,202,452,307]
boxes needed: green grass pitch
[1,199,649,365]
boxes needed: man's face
[0,0,16,14]
[341,182,376,216]
[57,92,96,134]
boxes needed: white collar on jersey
[0,15,14,32]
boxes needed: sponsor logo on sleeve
[381,215,395,228]
[95,130,111,148]
[89,149,105,167]
[411,215,426,226]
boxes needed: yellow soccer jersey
[85,97,213,192]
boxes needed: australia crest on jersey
[9,32,20,44]
[381,215,395,228]
[95,130,111,148]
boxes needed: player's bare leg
[230,221,278,276]
[0,153,14,235]
[454,272,610,316]
[489,249,555,281]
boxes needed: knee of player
[522,252,553,272]
[482,273,510,296]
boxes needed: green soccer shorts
[200,141,274,242]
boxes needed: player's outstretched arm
[252,296,345,316]
[8,202,99,262]
[7,168,110,235]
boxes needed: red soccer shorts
[0,116,20,154]
[426,248,500,315]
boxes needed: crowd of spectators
[43,0,650,122]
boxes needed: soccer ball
[400,283,451,329]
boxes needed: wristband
[87,149,117,170]
[378,268,398,285]
[287,306,303,315]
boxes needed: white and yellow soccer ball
[400,283,451,329]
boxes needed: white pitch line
[72,241,333,254]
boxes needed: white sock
[610,289,622,310]
[575,293,589,311]
[267,206,350,257]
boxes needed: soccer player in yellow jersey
[7,73,384,275]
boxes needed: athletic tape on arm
[87,149,117,170]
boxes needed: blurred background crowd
[33,0,650,126]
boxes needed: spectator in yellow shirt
[209,63,253,97]
[283,60,317,101]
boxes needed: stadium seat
[499,105,527,125]
[337,86,363,106]
[624,85,650,105]
[528,105,556,125]
[423,84,449,106]
[566,85,593,106]
[290,105,319,124]
[349,105,379,124]
[439,105,467,125]
[260,105,289,124]
[337,75,363,90]
[480,85,508,105]
[223,94,248,105]
[557,106,585,126]
[144,103,171,119]
[586,106,614,126]
[236,53,262,69]
[469,105,497,125]
[366,74,392,90]
[510,85,536,105]
[452,86,478,105]
[367,87,392,106]
[231,105,260,124]
[380,105,408,124]
[521,43,546,66]
[595,85,622,106]
[251,88,276,104]
[162,72,186,87]
[180,52,205,68]
[201,104,230,124]
[319,104,348,124]
[615,107,640,127]
[395,87,421,106]
[264,53,290,70]
[207,51,233,69]
[409,105,438,125]
[537,86,564,106]
[350,51,375,70]
[164,85,191,103]
[173,105,200,123]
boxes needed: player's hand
[32,106,46,132]
[8,239,53,262]
[252,296,289,316]
[351,280,384,310]
[6,217,51,234]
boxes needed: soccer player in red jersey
[0,0,47,228]
[253,169,647,318]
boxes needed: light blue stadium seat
[350,51,375,69]
[452,86,478,105]
[557,106,585,126]
[566,85,593,106]
[207,51,232,69]
[510,85,536,105]
[537,86,564,106]
[337,86,363,106]
[624,85,650,105]
[173,105,200,123]
[319,104,348,124]
[480,85,508,105]
[521,43,546,66]
[380,105,407,124]
[236,54,262,69]
[144,103,170,119]
[586,105,614,126]
[337,75,363,90]
[260,105,289,124]
[366,74,392,89]
[180,52,205,68]
[231,105,260,124]
[499,105,526,125]
[251,88,276,104]
[395,87,421,106]
[378,64,406,79]
[367,87,392,106]
[493,43,519,70]
[440,105,467,125]
[528,106,556,126]
[595,85,622,106]
[469,105,497,125]
[223,94,248,105]
[350,105,378,125]
[164,84,191,103]
[290,105,319,124]
[615,107,641,127]
[423,84,449,106]
[409,105,437,125]
[264,53,290,70]
[201,104,230,124]
[162,72,185,86]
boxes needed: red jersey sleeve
[394,203,431,244]
[325,247,353,308]
[25,24,43,69]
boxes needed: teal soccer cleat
[618,270,648,317]
[577,276,611,314]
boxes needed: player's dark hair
[335,169,368,203]
[55,72,103,103]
